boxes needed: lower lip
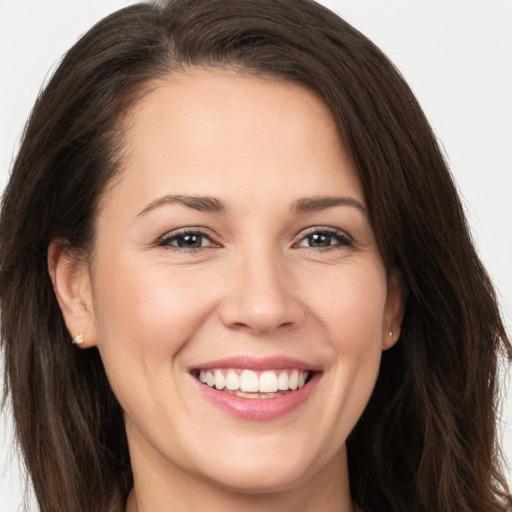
[194,373,320,420]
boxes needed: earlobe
[382,270,407,350]
[47,240,97,348]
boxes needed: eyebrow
[137,194,367,217]
[291,196,367,215]
[137,194,227,217]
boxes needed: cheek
[90,258,218,407]
[304,261,388,352]
[305,261,386,415]
[94,261,212,348]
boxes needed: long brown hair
[1,1,510,510]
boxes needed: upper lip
[189,355,322,372]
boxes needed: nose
[218,249,304,335]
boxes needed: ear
[382,270,407,350]
[48,240,97,348]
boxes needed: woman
[1,0,510,511]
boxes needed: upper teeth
[198,369,309,393]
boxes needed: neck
[126,482,355,512]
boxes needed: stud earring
[72,334,85,345]
[382,330,395,351]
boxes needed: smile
[197,368,309,398]
[190,357,320,420]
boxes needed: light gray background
[1,1,511,510]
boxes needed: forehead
[111,68,363,210]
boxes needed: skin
[49,69,404,512]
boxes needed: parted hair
[1,1,510,511]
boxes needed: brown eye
[157,231,215,249]
[174,233,204,248]
[305,233,332,248]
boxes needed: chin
[187,439,332,496]
[201,461,313,495]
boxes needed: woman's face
[63,70,403,498]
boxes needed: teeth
[231,391,282,399]
[277,372,289,391]
[198,368,309,394]
[240,370,259,392]
[289,369,299,390]
[214,369,225,390]
[225,371,240,391]
[259,371,278,393]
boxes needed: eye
[296,228,353,249]
[157,230,217,250]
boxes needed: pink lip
[189,356,321,421]
[189,355,321,372]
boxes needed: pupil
[178,234,201,248]
[309,233,330,247]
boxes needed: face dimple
[84,68,402,504]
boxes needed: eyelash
[293,227,354,251]
[156,227,354,252]
[156,228,217,250]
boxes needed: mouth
[193,368,311,399]
[189,357,320,420]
